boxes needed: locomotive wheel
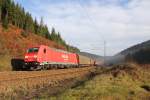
[30,67,37,71]
[42,65,48,70]
[30,65,42,71]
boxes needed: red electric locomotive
[24,45,78,70]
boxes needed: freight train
[23,45,96,70]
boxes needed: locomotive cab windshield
[27,47,39,53]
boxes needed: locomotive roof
[28,45,75,54]
[42,45,75,54]
[49,47,73,54]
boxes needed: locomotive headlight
[25,56,28,58]
[34,55,37,58]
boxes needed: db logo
[62,54,69,60]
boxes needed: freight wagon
[23,45,95,70]
[78,55,95,67]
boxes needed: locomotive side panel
[37,45,78,65]
[49,48,78,65]
[68,53,78,65]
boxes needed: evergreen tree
[23,12,34,32]
[43,25,50,39]
[50,27,56,41]
[0,0,2,21]
[1,0,11,28]
[34,18,39,34]
[39,17,44,36]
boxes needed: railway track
[0,67,94,82]
[0,67,95,92]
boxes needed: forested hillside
[125,48,150,64]
[119,40,150,55]
[0,0,79,53]
[118,40,150,64]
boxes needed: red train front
[24,45,78,70]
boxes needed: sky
[14,0,150,56]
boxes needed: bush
[21,31,28,38]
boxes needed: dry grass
[48,64,150,100]
[0,55,12,71]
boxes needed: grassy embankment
[44,64,150,100]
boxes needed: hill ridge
[118,40,150,55]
